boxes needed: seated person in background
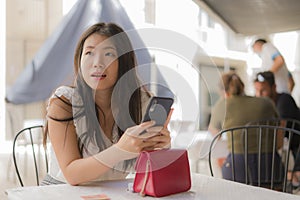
[254,71,300,186]
[42,22,171,185]
[209,72,283,185]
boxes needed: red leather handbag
[133,149,191,197]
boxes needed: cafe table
[5,173,299,200]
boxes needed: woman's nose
[93,55,105,69]
[93,62,105,69]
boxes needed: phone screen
[142,97,174,126]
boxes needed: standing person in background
[254,71,300,187]
[41,22,172,185]
[252,38,294,93]
[209,72,282,184]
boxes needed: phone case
[142,97,174,126]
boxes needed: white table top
[5,173,299,200]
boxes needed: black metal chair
[247,118,300,129]
[12,125,48,186]
[208,125,300,193]
[247,118,300,191]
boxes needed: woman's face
[80,33,119,91]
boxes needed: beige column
[0,0,6,143]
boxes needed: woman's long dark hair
[44,22,145,169]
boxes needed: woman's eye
[85,51,92,55]
[105,52,116,57]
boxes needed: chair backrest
[247,118,300,130]
[12,125,48,186]
[247,118,300,192]
[208,125,300,193]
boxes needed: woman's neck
[94,89,112,112]
[94,90,115,141]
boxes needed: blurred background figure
[254,70,300,187]
[252,39,294,94]
[209,72,282,184]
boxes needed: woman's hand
[142,126,171,150]
[115,108,173,153]
[143,108,173,150]
[116,124,171,153]
[115,121,159,154]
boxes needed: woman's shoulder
[51,86,75,101]
[47,86,78,118]
[47,86,81,115]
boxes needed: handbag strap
[139,159,150,197]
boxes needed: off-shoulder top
[45,86,150,183]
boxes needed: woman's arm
[47,97,114,185]
[48,117,112,185]
[48,97,165,185]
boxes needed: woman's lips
[91,73,107,80]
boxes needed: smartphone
[142,96,174,126]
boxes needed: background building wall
[5,0,63,140]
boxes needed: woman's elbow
[63,168,86,185]
[69,182,79,186]
[64,175,81,186]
